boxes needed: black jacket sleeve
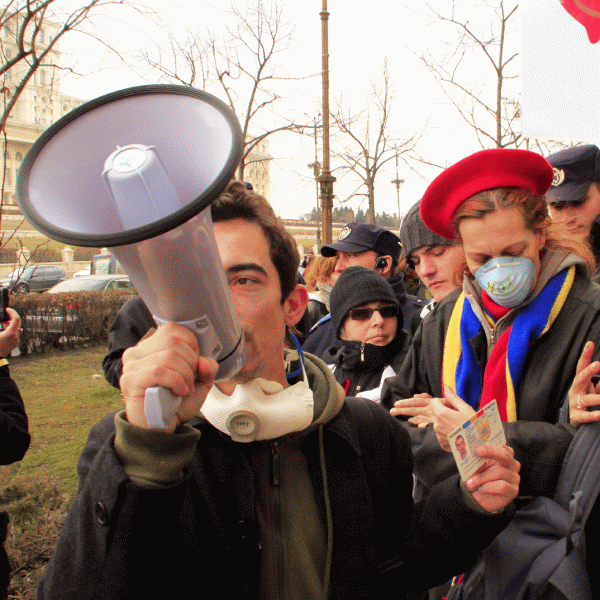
[0,367,29,464]
[346,400,514,598]
[102,296,156,389]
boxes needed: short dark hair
[211,181,300,303]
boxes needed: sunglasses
[347,304,399,321]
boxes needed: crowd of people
[4,144,600,598]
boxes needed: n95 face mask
[474,256,535,308]
[200,369,314,443]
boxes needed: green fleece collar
[301,351,346,426]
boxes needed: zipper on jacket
[270,441,280,487]
[489,325,496,351]
[360,342,365,362]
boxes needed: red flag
[560,0,600,43]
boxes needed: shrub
[11,290,136,356]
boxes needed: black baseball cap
[545,144,600,203]
[320,222,401,261]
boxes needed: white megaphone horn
[16,84,246,429]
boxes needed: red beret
[420,148,554,239]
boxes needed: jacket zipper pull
[489,325,496,351]
[360,342,365,362]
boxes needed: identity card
[448,399,506,481]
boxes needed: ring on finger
[577,395,583,410]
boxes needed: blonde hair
[303,255,337,292]
[450,187,595,276]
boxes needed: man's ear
[284,284,309,327]
[376,255,393,278]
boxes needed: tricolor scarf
[442,266,575,422]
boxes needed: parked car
[46,274,134,293]
[0,265,68,293]
[24,275,135,346]
[73,266,91,277]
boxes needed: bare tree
[135,0,313,180]
[0,0,133,237]
[331,60,420,224]
[417,0,520,150]
[0,0,129,134]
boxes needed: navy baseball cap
[545,145,600,203]
[320,222,401,261]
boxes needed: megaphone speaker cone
[17,84,247,429]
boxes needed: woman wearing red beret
[380,147,600,597]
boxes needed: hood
[387,272,407,296]
[326,333,406,374]
[286,348,345,428]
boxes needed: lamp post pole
[391,149,404,225]
[318,0,335,244]
[308,114,322,249]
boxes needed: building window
[39,70,45,85]
[15,152,22,161]
[39,29,44,43]
[4,168,10,186]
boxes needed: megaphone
[16,84,246,429]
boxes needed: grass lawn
[0,344,121,495]
[0,344,122,596]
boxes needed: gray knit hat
[400,200,454,258]
[330,266,399,337]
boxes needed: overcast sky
[59,0,527,221]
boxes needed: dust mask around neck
[200,363,314,442]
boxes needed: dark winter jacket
[324,331,410,400]
[381,253,600,499]
[0,366,29,464]
[306,297,329,331]
[39,354,513,600]
[382,248,600,598]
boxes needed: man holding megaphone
[38,181,521,600]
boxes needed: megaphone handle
[144,386,182,430]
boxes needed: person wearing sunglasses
[324,266,411,401]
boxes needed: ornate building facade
[1,17,84,217]
[244,137,271,200]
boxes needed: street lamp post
[391,149,404,225]
[308,114,322,249]
[318,0,335,244]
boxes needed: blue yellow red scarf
[442,266,575,421]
